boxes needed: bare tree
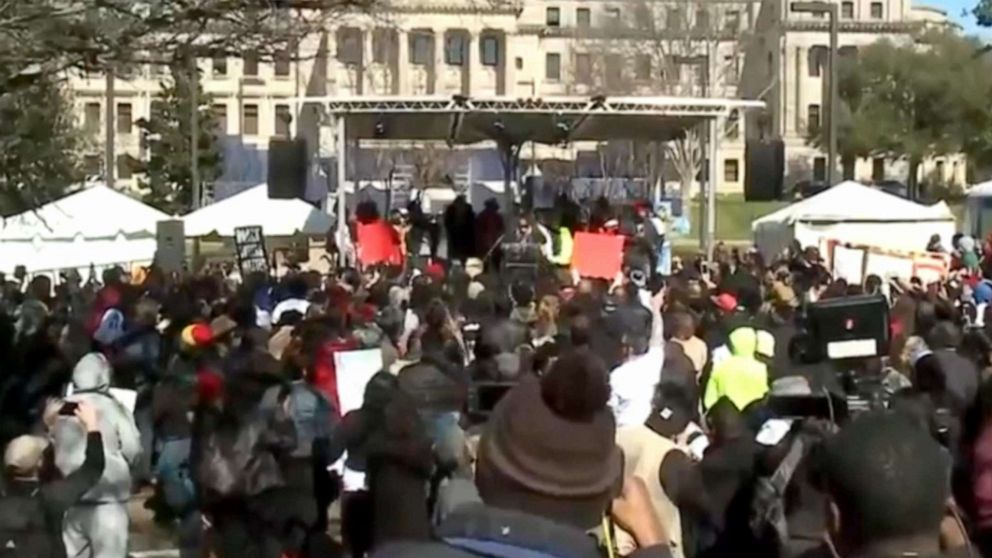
[570,0,760,203]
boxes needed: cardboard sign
[155,219,186,274]
[572,232,625,280]
[233,225,269,276]
[356,220,402,266]
[333,348,384,415]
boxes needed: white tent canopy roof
[184,184,333,237]
[752,181,953,228]
[967,180,992,198]
[0,184,169,241]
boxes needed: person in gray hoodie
[53,352,142,558]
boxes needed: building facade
[66,0,959,196]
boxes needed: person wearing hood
[53,353,141,558]
[703,327,769,412]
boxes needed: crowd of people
[3,197,992,558]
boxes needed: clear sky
[930,0,991,38]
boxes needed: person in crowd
[476,347,621,531]
[53,353,141,558]
[699,397,761,558]
[0,402,105,558]
[609,289,666,427]
[615,381,711,558]
[670,312,707,379]
[703,327,769,412]
[809,411,958,558]
[444,195,476,265]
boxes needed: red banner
[572,232,625,280]
[357,220,402,266]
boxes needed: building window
[839,45,859,60]
[723,54,739,83]
[725,10,741,31]
[83,155,101,176]
[84,102,100,134]
[813,157,827,181]
[605,54,623,90]
[807,103,821,134]
[575,53,592,83]
[212,56,227,76]
[481,36,499,66]
[274,50,291,76]
[870,2,883,18]
[546,7,560,27]
[635,55,651,80]
[724,159,740,182]
[808,45,827,77]
[243,51,259,76]
[337,28,362,65]
[576,7,591,28]
[666,8,682,31]
[545,53,561,81]
[445,33,466,66]
[275,104,291,138]
[841,1,854,19]
[634,4,653,30]
[116,103,132,135]
[243,104,259,136]
[212,104,228,135]
[515,57,523,70]
[605,6,621,25]
[116,155,133,179]
[695,8,710,30]
[725,110,740,139]
[872,157,885,181]
[935,160,946,181]
[410,32,433,65]
[373,29,393,64]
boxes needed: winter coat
[53,353,141,504]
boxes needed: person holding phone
[0,402,105,558]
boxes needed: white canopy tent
[752,181,956,260]
[183,184,334,238]
[963,180,992,239]
[0,184,169,276]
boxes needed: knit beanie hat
[475,376,622,530]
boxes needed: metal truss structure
[294,94,764,258]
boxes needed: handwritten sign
[233,225,269,276]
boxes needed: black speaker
[267,138,308,199]
[744,138,784,201]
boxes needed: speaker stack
[744,138,785,201]
[267,138,308,199]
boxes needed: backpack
[196,410,285,499]
[286,381,336,459]
[748,436,806,548]
[0,488,51,558]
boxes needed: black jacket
[0,432,105,558]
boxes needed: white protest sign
[333,349,384,415]
[329,348,383,492]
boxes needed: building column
[397,30,409,96]
[467,31,480,94]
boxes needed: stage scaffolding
[293,94,763,259]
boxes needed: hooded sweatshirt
[703,327,769,411]
[53,353,142,503]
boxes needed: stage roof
[296,95,765,144]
